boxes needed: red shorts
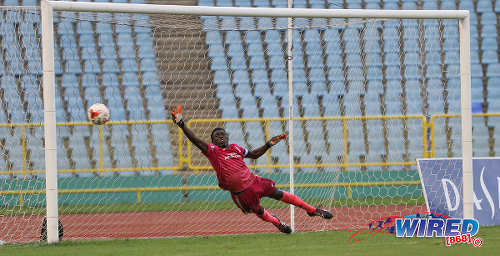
[230,176,276,214]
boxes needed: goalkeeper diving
[172,106,333,234]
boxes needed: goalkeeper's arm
[171,105,209,154]
[246,134,287,159]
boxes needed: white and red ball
[87,103,110,125]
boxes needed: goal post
[36,0,472,243]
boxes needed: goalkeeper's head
[211,128,229,148]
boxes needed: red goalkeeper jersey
[203,143,256,193]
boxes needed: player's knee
[255,207,264,215]
[271,189,283,200]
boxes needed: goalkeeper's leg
[269,188,333,219]
[255,207,291,234]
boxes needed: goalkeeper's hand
[266,133,287,147]
[171,105,184,128]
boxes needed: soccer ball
[87,103,110,125]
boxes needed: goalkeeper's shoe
[307,208,333,219]
[271,214,292,234]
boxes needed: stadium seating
[198,0,500,170]
[2,0,500,178]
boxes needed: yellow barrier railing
[430,113,500,157]
[3,113,496,176]
[187,115,428,171]
[0,120,184,177]
[0,180,422,206]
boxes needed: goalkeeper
[172,106,332,234]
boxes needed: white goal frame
[40,0,472,243]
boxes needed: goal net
[1,1,473,243]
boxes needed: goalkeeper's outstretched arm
[246,134,287,159]
[171,105,209,154]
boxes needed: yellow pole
[431,116,436,157]
[265,120,271,173]
[19,193,23,207]
[422,118,429,158]
[99,125,104,176]
[342,119,348,171]
[137,191,141,204]
[21,126,26,178]
[186,121,195,174]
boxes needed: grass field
[1,226,498,256]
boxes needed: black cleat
[271,214,292,234]
[307,208,333,219]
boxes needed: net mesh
[0,3,476,242]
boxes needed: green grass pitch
[1,226,499,256]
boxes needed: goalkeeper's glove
[171,105,184,128]
[266,133,288,148]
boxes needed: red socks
[280,191,316,213]
[257,209,281,226]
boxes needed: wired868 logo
[395,214,483,247]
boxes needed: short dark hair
[211,127,225,141]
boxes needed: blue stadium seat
[205,31,222,45]
[486,63,500,77]
[119,46,136,58]
[309,68,326,83]
[257,17,273,29]
[269,55,285,69]
[230,55,247,70]
[122,72,139,86]
[471,64,483,79]
[292,68,307,84]
[102,73,120,86]
[98,33,115,47]
[234,0,250,7]
[307,55,324,69]
[482,37,498,50]
[271,69,287,83]
[76,21,93,34]
[244,31,261,44]
[305,41,322,55]
[252,69,269,84]
[477,0,493,13]
[64,60,82,74]
[81,73,99,87]
[324,28,340,42]
[247,43,265,57]
[233,70,250,85]
[84,60,101,73]
[140,58,157,72]
[304,30,321,43]
[122,59,139,72]
[100,46,118,59]
[85,87,101,102]
[249,55,266,69]
[214,70,230,84]
[81,47,98,60]
[266,43,283,56]
[117,33,134,46]
[481,25,498,39]
[264,30,280,43]
[138,45,156,58]
[220,16,237,30]
[210,56,227,71]
[225,31,242,44]
[227,43,245,57]
[326,53,343,68]
[62,47,79,60]
[102,59,120,73]
[482,50,498,64]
